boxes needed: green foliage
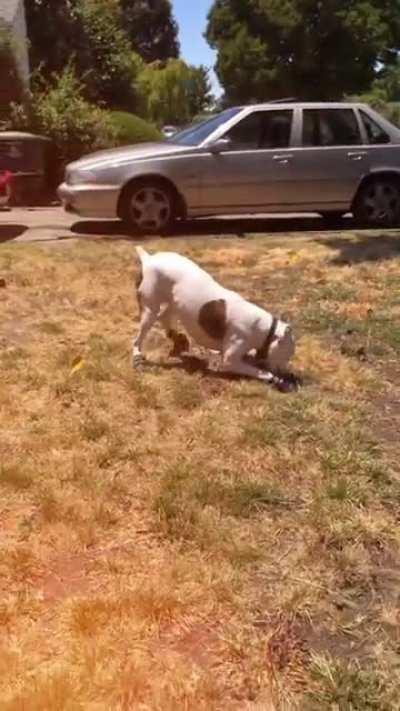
[7,67,117,166]
[109,111,162,144]
[306,656,397,710]
[139,59,213,125]
[26,0,82,78]
[0,30,25,112]
[25,0,208,121]
[76,0,140,109]
[373,61,400,103]
[206,0,400,103]
[26,0,179,92]
[358,98,400,129]
[120,0,179,63]
[351,60,400,127]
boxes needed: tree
[26,0,179,108]
[138,59,213,125]
[0,30,25,115]
[350,60,400,127]
[26,0,142,110]
[206,0,400,103]
[76,0,141,109]
[120,0,179,62]
[25,0,84,78]
[186,65,213,119]
[372,62,400,103]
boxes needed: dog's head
[267,320,295,374]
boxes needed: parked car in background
[162,125,178,139]
[58,102,400,234]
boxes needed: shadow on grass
[138,354,307,391]
[71,215,356,241]
[317,232,400,265]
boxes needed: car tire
[353,177,400,228]
[120,179,177,236]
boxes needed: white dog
[132,247,296,388]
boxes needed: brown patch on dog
[198,299,227,341]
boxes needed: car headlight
[66,169,97,186]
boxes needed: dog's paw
[132,354,146,369]
[169,333,191,358]
[273,375,299,394]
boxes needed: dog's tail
[135,245,151,267]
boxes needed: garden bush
[109,111,162,144]
[6,67,117,168]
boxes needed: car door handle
[273,154,293,164]
[347,151,367,161]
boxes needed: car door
[197,109,296,211]
[290,108,370,210]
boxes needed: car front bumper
[57,182,120,219]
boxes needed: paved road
[0,206,356,245]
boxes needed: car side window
[225,112,264,149]
[225,110,293,150]
[303,109,361,147]
[360,111,390,145]
[260,111,293,149]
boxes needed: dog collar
[258,316,279,359]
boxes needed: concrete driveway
[0,206,358,245]
[0,207,76,243]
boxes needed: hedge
[110,111,162,145]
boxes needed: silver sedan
[58,102,400,234]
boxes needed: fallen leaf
[70,357,85,375]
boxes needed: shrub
[379,102,400,127]
[7,66,117,168]
[109,111,162,145]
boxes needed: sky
[172,0,221,96]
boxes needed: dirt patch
[40,553,90,603]
[160,622,220,669]
[371,366,400,459]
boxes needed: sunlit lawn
[0,228,399,709]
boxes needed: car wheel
[353,178,400,228]
[121,179,176,235]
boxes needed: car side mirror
[210,138,232,154]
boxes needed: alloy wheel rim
[363,183,400,225]
[130,187,171,231]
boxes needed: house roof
[0,0,20,25]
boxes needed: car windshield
[168,108,242,146]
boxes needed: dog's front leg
[223,356,276,384]
[221,339,277,385]
[132,306,159,366]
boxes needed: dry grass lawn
[1,227,400,709]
